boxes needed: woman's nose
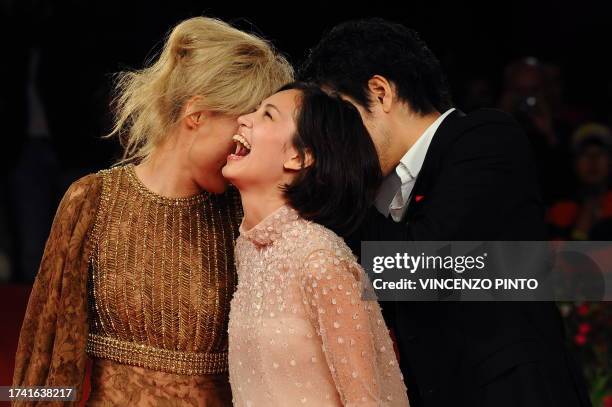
[237,113,252,128]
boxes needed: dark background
[0,0,610,403]
[1,0,610,172]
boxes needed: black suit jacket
[350,109,591,407]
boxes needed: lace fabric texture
[228,204,409,407]
[87,358,233,407]
[85,164,242,405]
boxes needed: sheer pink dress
[228,204,409,407]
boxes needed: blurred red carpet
[0,284,90,407]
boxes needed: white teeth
[232,134,251,151]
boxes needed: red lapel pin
[415,195,425,202]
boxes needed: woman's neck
[133,136,201,199]
[239,188,287,231]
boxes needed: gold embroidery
[87,164,242,375]
[86,334,228,375]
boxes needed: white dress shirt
[374,108,456,222]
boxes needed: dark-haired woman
[222,82,408,407]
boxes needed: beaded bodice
[86,164,242,375]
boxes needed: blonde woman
[13,17,293,406]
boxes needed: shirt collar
[239,204,300,246]
[374,108,456,216]
[397,108,455,181]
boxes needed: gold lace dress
[228,204,409,407]
[85,164,242,406]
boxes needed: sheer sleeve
[301,249,384,407]
[13,173,102,406]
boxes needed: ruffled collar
[239,204,300,246]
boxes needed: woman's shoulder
[62,171,105,204]
[300,220,357,264]
[58,165,131,212]
[73,164,140,200]
[297,221,365,288]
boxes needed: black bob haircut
[299,18,453,115]
[279,81,382,237]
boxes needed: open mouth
[228,134,252,161]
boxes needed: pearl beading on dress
[228,204,409,407]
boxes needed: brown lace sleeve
[12,173,103,406]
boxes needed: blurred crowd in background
[5,51,612,282]
[2,1,611,284]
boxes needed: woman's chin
[222,163,242,186]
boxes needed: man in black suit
[300,18,591,407]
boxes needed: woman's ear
[283,149,314,171]
[185,112,204,129]
[184,96,206,129]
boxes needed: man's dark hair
[299,18,453,115]
[279,81,382,237]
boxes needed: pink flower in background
[574,334,587,346]
[577,303,590,316]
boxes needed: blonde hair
[107,17,294,163]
